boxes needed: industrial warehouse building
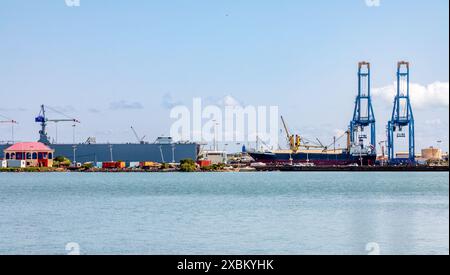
[421,147,443,161]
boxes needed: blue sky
[0,0,448,152]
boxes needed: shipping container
[129,162,140,168]
[102,161,126,169]
[139,161,161,169]
[7,160,26,168]
[197,160,212,167]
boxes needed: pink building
[3,142,54,167]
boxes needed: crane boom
[0,114,18,124]
[0,116,18,143]
[131,126,139,142]
[280,116,291,138]
[47,119,80,123]
[131,126,146,144]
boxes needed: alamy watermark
[366,242,381,255]
[66,242,81,255]
[65,0,80,7]
[365,0,381,7]
[170,98,279,149]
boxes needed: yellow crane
[281,115,348,153]
[280,116,301,153]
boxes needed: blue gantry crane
[349,62,376,153]
[387,61,415,164]
[35,105,80,145]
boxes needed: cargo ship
[247,116,377,166]
[0,106,200,164]
[248,148,376,166]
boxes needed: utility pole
[437,140,442,165]
[212,120,219,151]
[72,124,76,144]
[55,122,58,144]
[109,144,113,162]
[72,145,77,165]
[171,144,176,163]
[333,136,336,152]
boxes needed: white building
[201,151,228,165]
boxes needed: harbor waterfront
[0,172,448,255]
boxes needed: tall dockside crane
[349,62,376,153]
[387,61,415,164]
[35,105,80,145]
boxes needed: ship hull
[0,143,200,163]
[248,151,377,166]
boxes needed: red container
[197,160,212,167]
[102,162,125,169]
[102,162,115,169]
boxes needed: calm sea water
[0,172,448,255]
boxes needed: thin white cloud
[110,100,144,110]
[372,81,449,109]
[88,108,101,114]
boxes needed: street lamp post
[72,145,77,166]
[72,124,76,144]
[109,144,113,162]
[305,142,310,164]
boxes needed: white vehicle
[250,162,267,168]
